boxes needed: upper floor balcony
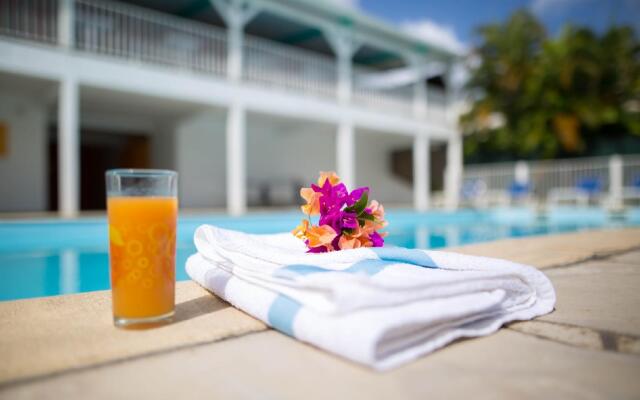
[0,0,453,126]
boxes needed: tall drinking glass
[106,169,178,328]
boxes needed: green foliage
[462,11,640,161]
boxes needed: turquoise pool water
[1,207,638,301]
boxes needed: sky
[327,0,640,54]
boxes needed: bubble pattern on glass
[110,220,175,290]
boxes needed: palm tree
[462,11,640,162]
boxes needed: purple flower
[307,245,328,253]
[319,210,359,233]
[341,212,359,229]
[369,231,384,247]
[346,187,369,207]
[319,210,343,232]
[297,172,386,252]
[314,180,348,215]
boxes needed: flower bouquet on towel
[186,172,556,370]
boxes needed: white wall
[0,93,48,212]
[151,124,176,171]
[167,110,415,210]
[175,110,226,208]
[356,131,413,206]
[246,115,336,206]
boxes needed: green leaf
[359,213,375,221]
[352,191,369,215]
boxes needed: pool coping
[1,227,640,397]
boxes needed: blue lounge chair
[547,176,603,207]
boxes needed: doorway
[49,128,151,211]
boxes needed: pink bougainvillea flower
[294,172,387,252]
[307,244,329,253]
[346,186,369,207]
[300,171,343,216]
[369,231,384,247]
[314,179,348,214]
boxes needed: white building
[0,0,463,216]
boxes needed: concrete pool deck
[1,228,639,399]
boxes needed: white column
[413,78,427,118]
[444,61,460,125]
[609,154,623,210]
[411,57,430,211]
[443,60,463,210]
[226,103,246,215]
[336,49,352,104]
[413,133,430,211]
[211,0,259,82]
[324,28,358,104]
[336,121,355,190]
[58,0,74,48]
[226,11,243,82]
[211,0,259,215]
[325,29,359,188]
[58,78,79,218]
[444,135,462,210]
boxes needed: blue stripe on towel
[372,247,438,268]
[267,295,302,337]
[273,264,328,278]
[344,259,392,275]
[275,259,392,278]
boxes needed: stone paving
[1,230,639,399]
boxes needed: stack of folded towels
[186,225,556,371]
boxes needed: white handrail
[242,33,337,99]
[0,0,58,44]
[464,154,640,203]
[74,0,228,76]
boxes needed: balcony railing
[0,0,58,44]
[352,70,414,115]
[0,0,449,121]
[243,34,337,99]
[75,0,227,76]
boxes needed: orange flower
[299,172,340,216]
[292,219,309,240]
[338,226,373,250]
[368,200,385,220]
[367,200,388,230]
[317,171,340,187]
[306,224,337,249]
[300,187,321,216]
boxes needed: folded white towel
[186,225,556,370]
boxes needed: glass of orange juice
[106,169,178,328]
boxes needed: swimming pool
[1,207,638,301]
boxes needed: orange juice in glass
[106,169,178,328]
